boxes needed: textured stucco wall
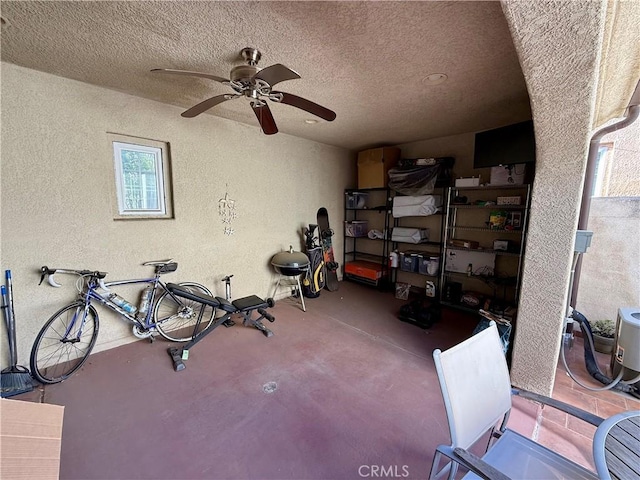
[599,118,640,196]
[0,63,354,366]
[576,197,640,320]
[501,1,607,395]
[398,131,480,179]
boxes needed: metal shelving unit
[389,187,447,297]
[439,184,531,319]
[343,187,392,287]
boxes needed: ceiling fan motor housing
[230,64,260,84]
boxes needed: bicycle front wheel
[30,301,99,384]
[153,282,216,342]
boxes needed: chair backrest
[433,322,513,449]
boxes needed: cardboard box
[450,239,480,249]
[357,147,400,189]
[496,196,521,206]
[1,398,65,480]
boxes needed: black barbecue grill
[270,246,310,311]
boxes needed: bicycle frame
[66,274,185,342]
[32,262,215,384]
[90,277,162,327]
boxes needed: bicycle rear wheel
[30,301,99,384]
[153,282,216,342]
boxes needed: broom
[1,270,34,397]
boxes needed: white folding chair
[429,321,603,480]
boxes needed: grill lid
[271,246,310,267]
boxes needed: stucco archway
[501,0,640,394]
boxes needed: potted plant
[589,319,616,354]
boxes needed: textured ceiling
[0,1,533,150]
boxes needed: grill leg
[272,274,306,312]
[271,275,283,300]
[296,276,306,312]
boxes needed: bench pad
[166,283,220,307]
[233,295,268,312]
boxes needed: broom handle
[5,270,18,368]
[1,286,8,331]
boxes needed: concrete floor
[12,280,640,479]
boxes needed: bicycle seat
[166,283,219,307]
[144,260,178,274]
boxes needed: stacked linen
[392,195,442,218]
[391,227,429,244]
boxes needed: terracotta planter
[593,334,615,354]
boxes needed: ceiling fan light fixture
[423,73,448,85]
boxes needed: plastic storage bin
[418,255,440,276]
[344,220,368,237]
[345,192,369,209]
[400,251,419,272]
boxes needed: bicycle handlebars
[39,259,176,288]
[39,266,107,288]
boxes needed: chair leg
[447,462,458,480]
[429,449,458,480]
[428,451,442,480]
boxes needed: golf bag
[302,225,325,298]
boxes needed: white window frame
[109,135,173,219]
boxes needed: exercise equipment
[166,280,275,372]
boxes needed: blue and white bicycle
[30,260,215,384]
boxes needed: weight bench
[165,283,275,372]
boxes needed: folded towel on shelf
[392,195,442,218]
[391,227,430,244]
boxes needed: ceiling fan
[151,47,336,135]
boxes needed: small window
[109,135,173,219]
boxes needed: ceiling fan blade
[251,103,278,135]
[253,64,301,87]
[151,68,229,84]
[272,92,336,121]
[181,94,237,118]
